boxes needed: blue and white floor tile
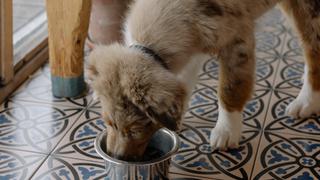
[274,32,304,92]
[32,156,107,180]
[264,90,320,137]
[0,148,46,180]
[52,102,105,163]
[169,124,261,180]
[0,100,83,153]
[252,132,320,180]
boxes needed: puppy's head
[88,43,187,161]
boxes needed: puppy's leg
[281,0,320,118]
[210,34,255,150]
[177,54,210,129]
[178,54,210,96]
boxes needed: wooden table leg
[46,0,91,97]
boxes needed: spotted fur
[88,0,320,159]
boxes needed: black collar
[130,44,169,69]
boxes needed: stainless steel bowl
[94,128,180,180]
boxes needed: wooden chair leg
[46,0,91,97]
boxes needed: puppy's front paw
[210,108,242,150]
[286,84,320,118]
[286,96,320,118]
[210,126,241,150]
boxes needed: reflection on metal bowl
[94,128,180,180]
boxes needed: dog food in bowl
[95,128,180,180]
[142,146,165,161]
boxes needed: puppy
[88,0,320,160]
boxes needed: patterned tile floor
[1,8,320,180]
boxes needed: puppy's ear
[150,82,186,131]
[146,100,181,131]
[125,76,187,131]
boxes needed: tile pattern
[0,149,45,180]
[0,100,84,153]
[264,90,320,136]
[170,125,261,180]
[274,32,304,92]
[52,102,105,163]
[32,156,108,180]
[1,7,319,180]
[252,132,320,180]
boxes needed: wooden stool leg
[46,0,91,97]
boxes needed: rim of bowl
[94,128,180,166]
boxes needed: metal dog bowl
[95,128,180,180]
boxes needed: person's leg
[88,0,132,48]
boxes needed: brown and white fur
[88,0,320,160]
